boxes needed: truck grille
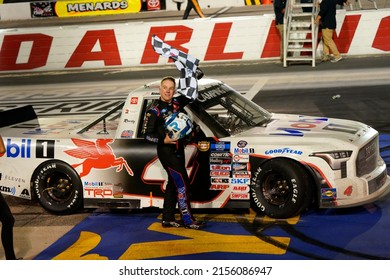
[356,137,379,177]
[368,170,387,194]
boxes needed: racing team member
[143,76,206,230]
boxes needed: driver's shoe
[162,220,185,228]
[185,221,206,230]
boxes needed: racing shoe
[162,220,185,228]
[185,221,206,230]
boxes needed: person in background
[0,135,20,260]
[315,0,348,63]
[273,0,287,62]
[173,0,184,11]
[183,0,205,19]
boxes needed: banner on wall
[54,0,142,17]
[0,9,389,73]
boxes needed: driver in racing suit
[143,76,205,230]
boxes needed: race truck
[0,78,389,218]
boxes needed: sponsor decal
[210,164,231,171]
[0,185,17,196]
[36,140,55,158]
[3,139,31,158]
[210,158,232,164]
[271,118,360,137]
[232,185,250,193]
[1,174,26,184]
[344,185,353,196]
[210,184,230,190]
[83,181,113,187]
[233,154,249,162]
[197,86,228,103]
[211,141,230,151]
[230,193,250,200]
[198,141,210,152]
[20,189,31,198]
[130,97,138,104]
[233,147,254,154]
[210,171,230,177]
[230,178,250,185]
[64,138,134,177]
[2,139,55,159]
[84,187,114,198]
[211,177,230,184]
[265,147,303,156]
[321,188,337,199]
[237,140,248,148]
[120,130,134,138]
[232,171,251,178]
[210,152,230,158]
[232,162,249,171]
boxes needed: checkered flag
[152,35,202,101]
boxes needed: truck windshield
[192,82,272,136]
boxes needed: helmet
[165,112,193,140]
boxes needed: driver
[143,76,206,230]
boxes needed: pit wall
[0,8,389,73]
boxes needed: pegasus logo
[65,138,133,177]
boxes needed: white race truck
[0,78,389,218]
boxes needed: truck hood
[239,113,371,142]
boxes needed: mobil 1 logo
[36,140,55,158]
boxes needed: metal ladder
[283,0,319,67]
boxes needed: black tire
[251,158,313,219]
[31,160,83,215]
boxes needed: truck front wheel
[251,158,313,219]
[32,160,83,215]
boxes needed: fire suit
[143,95,195,225]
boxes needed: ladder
[283,0,319,67]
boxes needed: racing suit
[143,95,196,226]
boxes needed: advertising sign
[54,0,141,17]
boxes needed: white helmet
[165,112,193,140]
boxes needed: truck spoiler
[0,105,38,128]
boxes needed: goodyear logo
[321,188,337,199]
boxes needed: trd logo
[5,139,31,158]
[84,188,113,198]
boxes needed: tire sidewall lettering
[32,160,82,214]
[33,162,57,199]
[250,166,266,212]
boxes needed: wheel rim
[261,172,292,206]
[42,172,74,203]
